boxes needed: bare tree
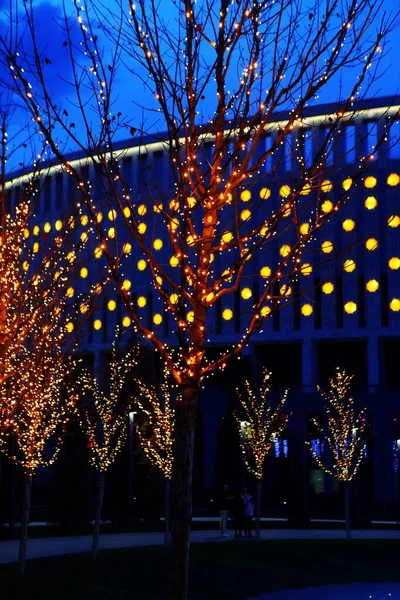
[77,339,138,559]
[0,0,398,596]
[306,369,367,541]
[235,369,290,541]
[135,367,175,549]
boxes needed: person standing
[231,492,244,538]
[218,484,230,537]
[241,488,254,538]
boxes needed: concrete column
[302,338,316,393]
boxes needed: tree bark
[164,477,171,550]
[19,472,32,576]
[169,385,197,600]
[344,482,351,542]
[92,470,105,560]
[255,478,262,541]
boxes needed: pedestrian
[241,488,254,538]
[231,492,244,538]
[218,484,230,537]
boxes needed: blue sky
[0,0,399,171]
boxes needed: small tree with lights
[306,369,367,541]
[135,367,175,549]
[1,1,399,595]
[77,338,138,560]
[235,369,290,541]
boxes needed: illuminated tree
[0,1,398,596]
[77,339,138,560]
[235,369,290,541]
[306,369,367,541]
[135,367,175,549]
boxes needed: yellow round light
[260,266,271,278]
[123,243,132,254]
[93,319,102,330]
[123,206,131,218]
[80,304,88,314]
[122,279,132,291]
[170,256,179,267]
[344,259,356,273]
[108,227,115,239]
[156,275,163,285]
[365,196,377,210]
[283,206,291,218]
[153,239,163,250]
[153,314,162,325]
[187,311,194,323]
[321,200,333,213]
[138,223,147,234]
[81,215,89,226]
[260,225,269,236]
[279,185,291,198]
[186,234,195,246]
[388,215,400,228]
[44,222,51,233]
[241,190,251,202]
[96,212,103,223]
[154,202,162,213]
[280,244,291,257]
[300,263,312,276]
[389,257,400,270]
[66,322,74,333]
[322,282,334,294]
[222,231,233,244]
[206,292,214,303]
[67,251,75,262]
[188,196,197,208]
[342,219,355,232]
[300,183,311,196]
[137,259,147,271]
[225,193,233,204]
[259,187,271,200]
[241,287,252,300]
[81,232,89,243]
[222,269,233,281]
[94,246,103,259]
[66,287,74,298]
[169,199,179,210]
[170,293,179,304]
[301,304,313,316]
[222,308,233,321]
[365,238,378,251]
[137,204,147,216]
[280,284,291,296]
[344,301,357,314]
[387,173,400,187]
[300,223,310,235]
[23,228,29,239]
[261,306,271,317]
[321,180,333,193]
[33,225,40,236]
[80,267,88,279]
[390,298,400,312]
[321,240,334,254]
[170,218,179,231]
[364,176,377,189]
[108,209,117,221]
[342,178,353,191]
[137,296,147,308]
[241,209,251,221]
[33,242,39,253]
[55,219,63,230]
[122,316,131,328]
[366,279,379,292]
[108,300,116,311]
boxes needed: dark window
[317,340,367,388]
[315,278,322,330]
[259,343,302,385]
[344,125,356,163]
[381,273,389,327]
[383,340,400,389]
[335,276,343,329]
[358,275,366,328]
[55,173,63,209]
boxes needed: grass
[1,539,400,600]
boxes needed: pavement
[248,583,400,600]
[1,528,400,565]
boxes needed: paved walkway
[1,528,400,565]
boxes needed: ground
[1,539,400,599]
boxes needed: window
[55,173,63,209]
[366,121,377,160]
[344,125,356,163]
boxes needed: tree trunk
[19,472,32,576]
[164,477,171,550]
[344,482,351,542]
[169,385,197,600]
[92,470,105,560]
[255,478,262,541]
